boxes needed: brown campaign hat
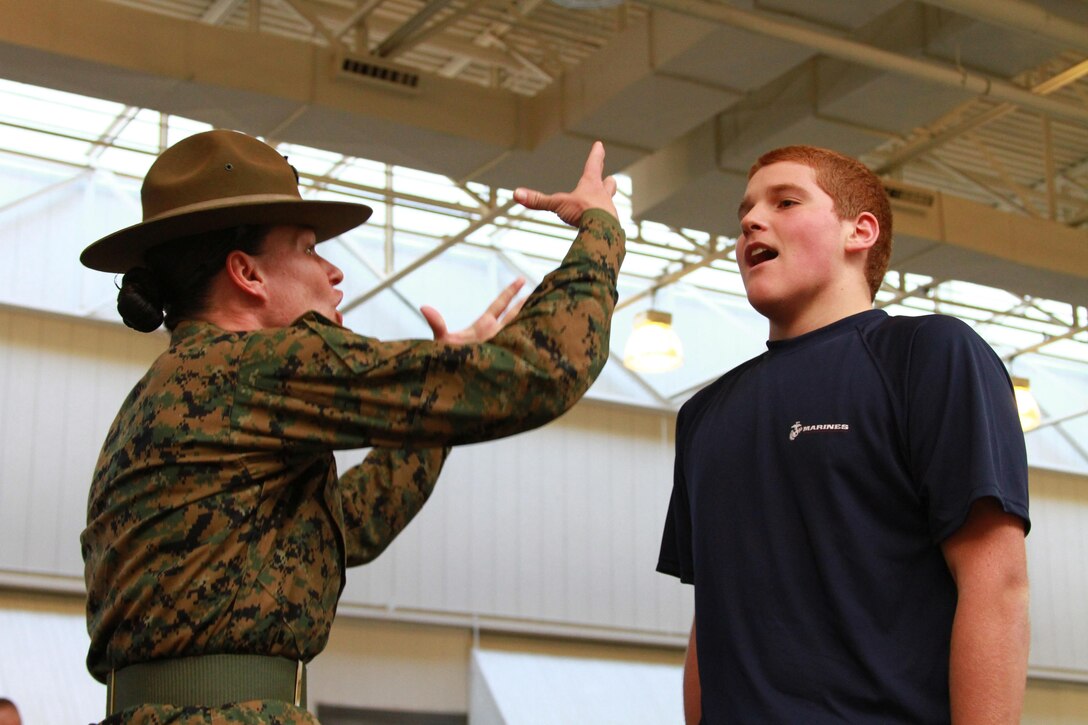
[80,129,373,272]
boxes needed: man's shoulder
[861,312,1006,394]
[865,311,975,338]
[861,312,986,360]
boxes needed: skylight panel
[1043,337,1088,362]
[165,116,214,147]
[977,323,1045,351]
[937,279,1024,311]
[0,79,125,131]
[389,165,492,208]
[274,141,345,177]
[0,125,94,166]
[684,266,747,297]
[90,144,159,179]
[393,205,477,238]
[333,159,389,190]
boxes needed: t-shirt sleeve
[904,316,1030,542]
[658,408,695,584]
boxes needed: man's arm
[340,282,528,566]
[339,446,449,566]
[236,143,624,450]
[684,618,701,725]
[941,497,1030,724]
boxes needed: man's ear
[224,250,267,301]
[845,211,879,253]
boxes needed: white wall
[0,306,167,584]
[0,590,105,723]
[333,398,687,642]
[1025,467,1088,682]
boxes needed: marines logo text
[789,420,850,441]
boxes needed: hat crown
[81,129,372,273]
[141,130,301,221]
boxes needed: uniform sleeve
[232,210,625,450]
[338,445,450,567]
[904,316,1030,542]
[657,407,695,584]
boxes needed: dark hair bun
[117,267,166,332]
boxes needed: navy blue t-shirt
[657,309,1029,724]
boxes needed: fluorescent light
[1012,376,1041,432]
[623,310,683,373]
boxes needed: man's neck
[193,308,265,333]
[767,299,874,342]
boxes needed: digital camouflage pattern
[100,700,309,725]
[82,210,624,724]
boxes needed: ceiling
[0,0,1086,404]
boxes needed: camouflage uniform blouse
[82,211,624,724]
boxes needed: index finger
[484,277,527,318]
[580,141,606,185]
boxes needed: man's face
[736,161,855,331]
[254,224,345,327]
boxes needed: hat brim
[80,198,373,273]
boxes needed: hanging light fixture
[623,309,684,373]
[1011,376,1041,432]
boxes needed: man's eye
[779,199,798,208]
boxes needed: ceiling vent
[884,180,942,240]
[335,54,421,93]
[884,183,936,209]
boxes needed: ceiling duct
[883,183,937,212]
[335,54,422,93]
[884,180,1088,306]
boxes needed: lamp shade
[1012,376,1041,432]
[623,310,683,373]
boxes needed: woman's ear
[224,250,267,301]
[846,211,879,253]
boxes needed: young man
[80,129,623,722]
[657,146,1030,723]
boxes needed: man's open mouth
[746,244,779,268]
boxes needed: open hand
[513,141,618,226]
[422,277,528,344]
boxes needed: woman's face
[252,225,345,327]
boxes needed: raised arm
[235,142,626,450]
[514,140,619,224]
[340,282,534,564]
